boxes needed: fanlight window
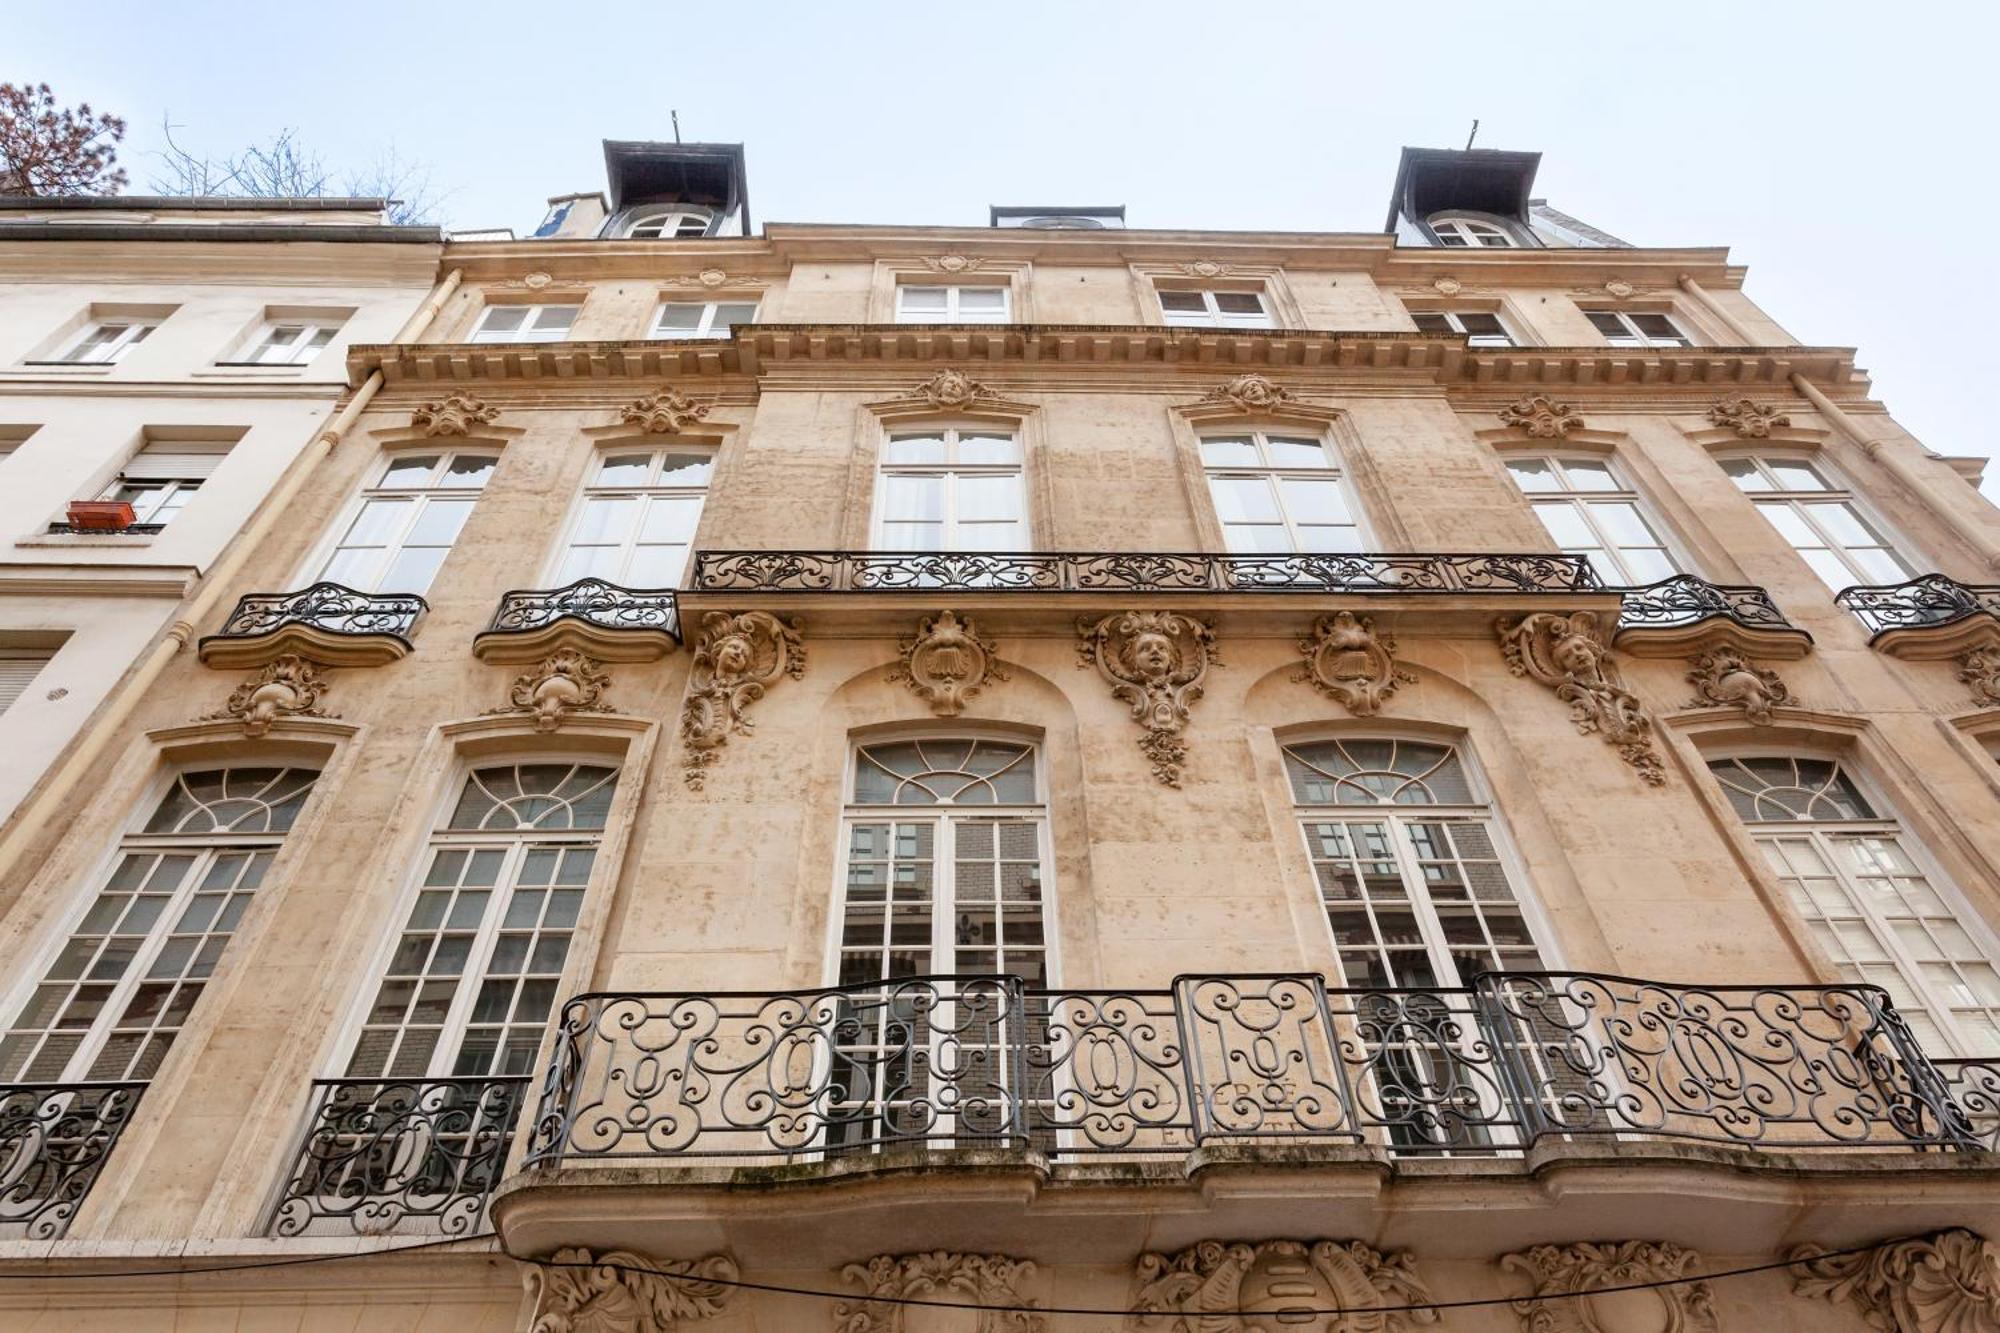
[1284,739,1476,806]
[852,739,1037,805]
[621,208,713,239]
[1708,757,1875,822]
[1429,215,1518,248]
[445,763,618,831]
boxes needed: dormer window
[1428,214,1518,248]
[620,207,714,239]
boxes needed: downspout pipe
[0,268,463,889]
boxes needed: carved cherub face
[712,634,753,675]
[1124,630,1178,682]
[1552,632,1601,676]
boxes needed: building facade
[3,144,2000,1331]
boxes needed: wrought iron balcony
[268,1076,530,1237]
[690,550,1601,594]
[0,1081,145,1239]
[1611,575,1811,657]
[1836,575,2000,655]
[472,578,681,664]
[522,972,1980,1169]
[198,582,427,669]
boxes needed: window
[232,319,341,367]
[469,305,577,344]
[896,286,1010,324]
[649,301,756,340]
[621,208,712,239]
[48,321,155,365]
[0,767,320,1082]
[1504,455,1681,585]
[1428,215,1517,248]
[1583,310,1692,348]
[1720,455,1912,590]
[1410,310,1515,348]
[316,451,496,595]
[92,440,233,529]
[0,649,53,716]
[554,448,713,588]
[875,428,1027,551]
[1200,432,1363,554]
[1710,756,2000,1055]
[1157,289,1274,329]
[344,762,618,1080]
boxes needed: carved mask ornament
[1202,373,1295,414]
[1498,395,1586,440]
[1078,610,1218,787]
[887,610,1007,716]
[1707,396,1792,439]
[411,393,498,437]
[915,368,995,410]
[489,649,614,733]
[1499,611,1666,785]
[1501,1241,1716,1333]
[620,389,711,434]
[1960,646,2000,708]
[1132,1239,1438,1333]
[202,655,336,736]
[837,1251,1045,1333]
[680,610,805,788]
[1686,648,1790,725]
[1297,612,1415,716]
[522,1247,736,1333]
[1790,1229,2000,1333]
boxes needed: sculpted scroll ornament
[1789,1229,2000,1333]
[1296,612,1414,716]
[1202,373,1294,414]
[201,655,336,736]
[621,389,712,434]
[1132,1239,1438,1333]
[1498,395,1586,440]
[1499,612,1666,785]
[1707,397,1792,439]
[1500,1241,1715,1333]
[1960,646,2000,707]
[915,368,997,410]
[1077,610,1218,787]
[836,1251,1044,1333]
[1686,648,1790,726]
[411,393,499,437]
[887,610,1007,716]
[680,610,805,788]
[489,649,614,733]
[522,1247,737,1332]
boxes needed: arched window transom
[1429,214,1518,248]
[853,739,1037,806]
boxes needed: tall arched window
[343,761,619,1080]
[1201,430,1365,554]
[1709,756,2000,1054]
[0,766,320,1083]
[553,447,714,588]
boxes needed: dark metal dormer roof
[1383,147,1542,232]
[601,140,751,231]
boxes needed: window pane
[1200,437,1258,468]
[443,455,496,488]
[956,288,1007,312]
[1585,311,1627,338]
[1278,478,1354,525]
[955,475,1025,523]
[655,452,714,485]
[1767,460,1830,491]
[712,302,758,329]
[1721,459,1770,492]
[529,307,577,333]
[898,287,948,313]
[598,453,653,485]
[653,304,704,331]
[1209,477,1282,523]
[379,546,449,595]
[574,496,638,544]
[1212,292,1265,314]
[477,308,527,334]
[1411,313,1453,334]
[1506,459,1559,493]
[638,496,702,543]
[340,497,411,546]
[404,497,473,545]
[1158,291,1207,312]
[881,475,944,521]
[1559,460,1619,492]
[1532,502,1595,547]
[379,455,440,487]
[1591,501,1661,546]
[884,435,947,465]
[955,434,1020,466]
[1264,437,1331,469]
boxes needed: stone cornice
[0,240,441,287]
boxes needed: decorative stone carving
[681,611,805,788]
[663,267,766,289]
[621,389,712,434]
[488,649,614,733]
[836,1251,1043,1333]
[1132,1239,1438,1331]
[1201,373,1294,414]
[1077,610,1218,787]
[887,610,1007,717]
[1501,1241,1715,1333]
[1603,278,1637,299]
[522,1247,736,1332]
[1790,1229,2000,1333]
[522,271,554,290]
[1431,276,1463,296]
[411,393,498,437]
[913,368,997,410]
[1686,648,1790,725]
[1296,613,1414,716]
[1498,395,1586,440]
[1180,260,1227,278]
[1707,396,1793,438]
[1499,611,1666,785]
[1960,646,2000,707]
[922,253,981,274]
[201,655,336,736]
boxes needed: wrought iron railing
[523,972,1979,1167]
[267,1076,530,1237]
[0,1082,146,1239]
[1938,1059,2000,1152]
[45,521,167,536]
[1612,575,1801,636]
[690,551,1601,594]
[209,582,427,643]
[482,578,680,643]
[1835,575,2000,639]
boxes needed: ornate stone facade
[1201,373,1294,413]
[1707,396,1793,438]
[1131,1239,1437,1331]
[1499,611,1666,784]
[836,1251,1043,1332]
[521,1247,736,1332]
[1077,610,1218,786]
[1500,1241,1715,1333]
[1686,647,1791,725]
[489,649,614,733]
[1790,1229,2000,1333]
[410,392,499,437]
[200,655,336,736]
[680,610,805,787]
[1295,612,1414,715]
[620,389,712,434]
[886,610,1006,716]
[1497,395,1586,439]
[1960,646,2000,707]
[913,368,997,410]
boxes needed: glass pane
[574,496,639,543]
[1209,476,1281,524]
[638,496,703,543]
[1264,437,1331,469]
[443,455,496,488]
[956,288,1006,312]
[379,546,449,596]
[404,497,473,545]
[1213,292,1265,314]
[1278,478,1354,525]
[1158,290,1207,312]
[955,474,1025,523]
[955,434,1020,466]
[898,287,948,313]
[1721,458,1770,492]
[653,304,704,331]
[884,435,947,465]
[340,497,411,546]
[379,455,441,487]
[881,474,944,521]
[1560,460,1619,491]
[1506,458,1559,493]
[598,453,653,485]
[1200,437,1258,468]
[1767,460,1829,491]
[655,453,713,485]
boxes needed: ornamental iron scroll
[1201,373,1295,414]
[484,579,681,642]
[1707,396,1793,439]
[1077,610,1218,786]
[837,1252,1044,1333]
[0,1082,145,1239]
[1686,648,1791,725]
[1500,1241,1716,1333]
[620,389,712,434]
[1498,611,1666,785]
[680,610,804,788]
[201,655,337,736]
[488,649,615,733]
[411,393,498,437]
[522,1245,738,1332]
[887,610,1007,716]
[210,583,427,642]
[1790,1229,2000,1333]
[1296,612,1414,716]
[1612,575,1796,634]
[1131,1238,1438,1333]
[1836,575,2000,639]
[1498,395,1587,439]
[1961,646,2000,707]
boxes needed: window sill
[191,364,314,379]
[19,531,160,548]
[7,363,114,376]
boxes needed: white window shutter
[0,654,50,715]
[123,441,232,481]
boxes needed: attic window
[1429,214,1517,248]
[1016,215,1105,229]
[622,207,713,239]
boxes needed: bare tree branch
[148,118,448,225]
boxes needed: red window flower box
[65,500,137,531]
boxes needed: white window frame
[1428,215,1519,248]
[1503,453,1690,586]
[871,426,1030,551]
[97,476,201,528]
[1199,429,1370,555]
[648,300,758,340]
[1719,454,1915,590]
[1409,309,1517,348]
[1156,287,1276,329]
[230,319,342,367]
[53,321,157,365]
[469,305,579,344]
[620,207,714,239]
[307,450,496,595]
[894,285,1011,324]
[548,445,716,589]
[1583,309,1694,348]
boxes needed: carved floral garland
[1077,610,1218,787]
[1790,1229,2000,1333]
[1499,611,1666,785]
[680,610,805,788]
[522,1247,736,1332]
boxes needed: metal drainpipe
[0,267,464,888]
[1676,273,1758,344]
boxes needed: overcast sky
[17,0,1999,495]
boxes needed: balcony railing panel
[1611,575,1798,634]
[210,582,427,643]
[0,1082,145,1239]
[268,1076,529,1237]
[483,579,681,642]
[1939,1060,2000,1152]
[1836,575,2000,639]
[524,973,1979,1168]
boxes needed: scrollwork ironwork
[211,582,426,643]
[484,579,681,642]
[1612,574,1796,632]
[0,1082,144,1239]
[1836,575,2000,639]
